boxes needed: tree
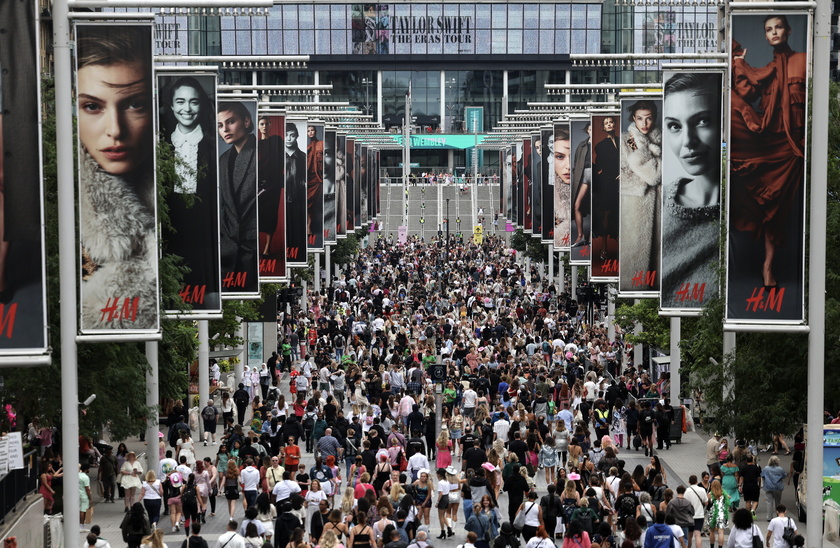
[614,298,670,350]
[2,81,197,440]
[509,229,549,262]
[331,232,361,266]
[677,81,840,439]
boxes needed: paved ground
[77,374,806,547]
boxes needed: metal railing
[0,449,39,526]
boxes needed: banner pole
[198,321,210,413]
[145,341,160,477]
[53,0,82,540]
[807,0,830,544]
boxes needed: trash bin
[669,406,684,444]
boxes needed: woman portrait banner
[216,98,259,295]
[0,0,49,353]
[568,119,592,265]
[158,72,222,314]
[553,122,572,251]
[335,133,348,240]
[522,137,532,233]
[726,11,810,325]
[540,127,554,245]
[306,122,325,252]
[345,138,356,232]
[323,129,337,245]
[589,114,621,281]
[618,97,663,297]
[499,150,506,219]
[256,113,287,281]
[75,23,161,334]
[660,70,723,314]
[284,117,308,267]
[508,143,517,224]
[529,132,542,237]
[354,141,362,229]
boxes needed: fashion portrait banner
[530,132,542,238]
[569,119,592,264]
[0,0,48,353]
[323,130,337,244]
[256,113,287,281]
[76,23,160,334]
[360,144,369,226]
[336,134,348,239]
[354,141,362,229]
[158,72,222,314]
[553,122,573,251]
[216,98,259,295]
[306,122,325,251]
[346,138,356,231]
[508,143,517,223]
[726,11,809,326]
[618,97,663,296]
[285,117,308,267]
[660,70,723,313]
[590,114,620,280]
[540,127,554,244]
[499,150,506,218]
[522,138,532,232]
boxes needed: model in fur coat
[619,119,662,290]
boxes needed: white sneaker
[204,441,208,446]
[212,441,217,445]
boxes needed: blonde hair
[389,482,405,501]
[141,528,165,548]
[340,487,356,515]
[437,428,450,447]
[563,479,577,497]
[320,529,340,548]
[145,470,157,483]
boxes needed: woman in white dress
[305,479,328,530]
[176,430,197,468]
[119,451,144,512]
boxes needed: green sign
[391,134,487,150]
[464,107,483,133]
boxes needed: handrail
[0,449,39,525]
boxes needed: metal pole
[325,246,331,289]
[145,341,160,476]
[669,317,680,403]
[571,266,578,300]
[235,322,245,388]
[548,251,554,291]
[633,299,643,368]
[314,252,321,293]
[807,0,830,543]
[558,255,565,293]
[607,287,615,341]
[198,321,210,410]
[472,122,478,232]
[55,0,81,537]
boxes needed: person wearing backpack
[302,405,318,452]
[643,511,676,548]
[539,483,562,540]
[200,400,219,447]
[180,474,203,536]
[570,498,599,537]
[766,504,798,548]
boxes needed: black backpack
[303,414,316,430]
[181,485,197,506]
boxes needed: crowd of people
[37,234,807,548]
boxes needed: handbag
[782,518,796,544]
[513,501,535,533]
[751,525,764,548]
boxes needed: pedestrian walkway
[77,377,807,547]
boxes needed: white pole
[54,0,81,538]
[558,256,565,293]
[807,0,829,542]
[235,322,245,388]
[145,341,160,476]
[607,287,615,341]
[325,246,332,289]
[548,251,554,291]
[198,320,210,409]
[314,252,321,293]
[669,317,680,403]
[571,266,577,300]
[633,299,643,368]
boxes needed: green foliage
[331,233,361,266]
[614,298,670,349]
[509,229,549,262]
[2,80,196,440]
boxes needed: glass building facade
[143,1,718,171]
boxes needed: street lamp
[446,77,459,133]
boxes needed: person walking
[760,456,787,522]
